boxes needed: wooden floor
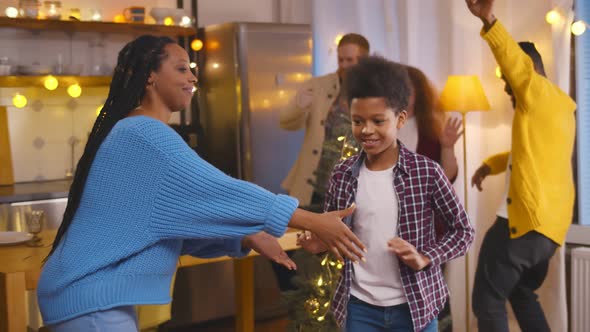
[163,316,289,332]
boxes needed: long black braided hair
[47,35,177,259]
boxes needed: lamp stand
[462,112,470,332]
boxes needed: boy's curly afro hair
[343,56,411,114]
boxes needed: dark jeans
[472,217,558,332]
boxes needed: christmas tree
[282,110,358,332]
[283,251,343,331]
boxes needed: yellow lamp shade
[440,75,491,113]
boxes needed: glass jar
[19,0,40,18]
[43,1,62,20]
[69,8,81,20]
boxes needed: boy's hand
[297,231,328,254]
[388,237,431,271]
[242,232,297,270]
[471,164,491,191]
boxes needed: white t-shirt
[496,154,512,219]
[397,116,418,152]
[350,161,406,306]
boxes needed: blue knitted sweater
[37,116,298,325]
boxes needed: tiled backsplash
[2,87,108,182]
[1,86,189,183]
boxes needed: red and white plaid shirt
[326,142,474,331]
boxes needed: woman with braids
[37,35,365,331]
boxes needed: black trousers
[472,217,558,332]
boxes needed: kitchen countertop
[0,180,71,203]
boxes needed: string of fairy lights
[303,253,343,323]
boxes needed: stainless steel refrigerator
[171,22,311,325]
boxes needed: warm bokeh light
[43,75,59,91]
[13,93,27,108]
[67,84,82,98]
[189,62,197,69]
[495,66,502,78]
[207,40,220,51]
[191,39,203,51]
[91,11,102,21]
[289,72,311,83]
[571,20,587,36]
[180,16,192,27]
[114,14,126,23]
[5,7,18,18]
[334,34,343,46]
[212,62,220,69]
[164,17,174,26]
[545,10,560,25]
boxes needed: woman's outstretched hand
[242,231,297,270]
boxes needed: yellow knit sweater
[481,21,577,245]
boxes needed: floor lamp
[439,75,490,332]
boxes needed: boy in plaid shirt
[298,56,474,331]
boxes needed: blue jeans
[346,296,438,332]
[47,306,138,332]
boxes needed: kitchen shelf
[0,75,111,88]
[0,17,196,37]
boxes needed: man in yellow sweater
[466,1,577,331]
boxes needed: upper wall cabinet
[0,17,196,37]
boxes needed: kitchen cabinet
[0,75,111,88]
[0,16,195,37]
[0,16,198,185]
